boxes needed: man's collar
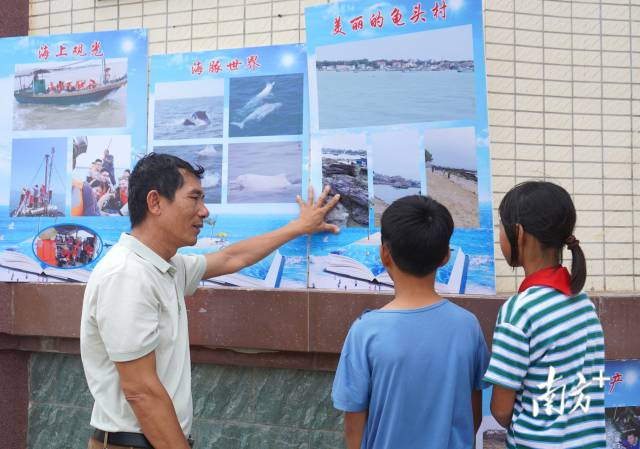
[518,265,572,296]
[118,233,176,275]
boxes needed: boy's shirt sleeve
[483,302,531,391]
[332,319,371,412]
[474,322,491,390]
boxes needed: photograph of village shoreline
[315,25,476,129]
[425,126,479,228]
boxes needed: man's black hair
[128,153,204,228]
[499,181,586,294]
[380,195,453,277]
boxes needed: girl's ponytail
[566,235,586,294]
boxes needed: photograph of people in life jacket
[71,135,131,217]
[9,137,67,218]
[34,225,100,268]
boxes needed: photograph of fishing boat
[13,58,127,130]
[9,137,67,217]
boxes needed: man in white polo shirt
[80,153,339,449]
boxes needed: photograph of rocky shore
[372,130,422,227]
[425,127,479,228]
[321,147,369,228]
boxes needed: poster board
[0,30,147,282]
[149,44,310,288]
[304,0,495,294]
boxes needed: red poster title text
[333,1,447,36]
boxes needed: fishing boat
[14,58,126,106]
[11,147,64,217]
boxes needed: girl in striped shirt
[483,181,606,448]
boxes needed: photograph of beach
[229,73,303,137]
[71,134,131,217]
[425,126,479,228]
[228,141,302,203]
[155,144,222,204]
[153,78,224,140]
[13,58,128,131]
[10,137,68,217]
[321,138,369,228]
[315,25,476,130]
[372,129,422,227]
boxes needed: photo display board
[0,30,148,282]
[149,44,310,288]
[305,0,496,294]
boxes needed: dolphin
[182,110,210,126]
[231,102,282,129]
[239,82,275,114]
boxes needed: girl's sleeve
[482,320,530,391]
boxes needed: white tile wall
[28,0,640,293]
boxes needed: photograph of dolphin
[153,143,223,203]
[153,78,224,140]
[229,73,303,137]
[227,141,302,203]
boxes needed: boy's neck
[381,271,443,310]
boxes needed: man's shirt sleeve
[181,254,206,296]
[483,321,530,391]
[332,321,371,413]
[96,272,160,362]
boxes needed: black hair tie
[566,235,580,250]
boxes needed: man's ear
[439,247,451,268]
[146,190,162,216]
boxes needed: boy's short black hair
[380,195,453,277]
[128,153,204,228]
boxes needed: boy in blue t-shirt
[332,195,490,449]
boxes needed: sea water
[373,185,421,204]
[318,70,475,130]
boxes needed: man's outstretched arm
[202,185,339,280]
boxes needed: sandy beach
[427,169,479,228]
[374,197,387,227]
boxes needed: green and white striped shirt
[483,286,606,449]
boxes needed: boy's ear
[380,243,392,268]
[439,247,451,268]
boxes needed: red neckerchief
[518,265,572,296]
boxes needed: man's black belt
[92,429,194,448]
